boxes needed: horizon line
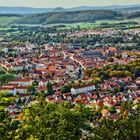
[0,3,140,9]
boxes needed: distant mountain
[120,6,140,12]
[0,5,139,14]
[0,6,53,14]
[52,7,67,13]
[68,5,140,11]
[0,14,22,17]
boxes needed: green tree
[27,85,35,95]
[47,81,54,95]
[0,67,6,75]
[14,101,90,140]
[0,91,18,140]
[0,74,14,84]
[93,103,140,140]
[60,85,71,93]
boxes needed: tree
[60,85,71,93]
[93,103,140,140]
[14,101,91,140]
[108,57,114,62]
[47,81,54,95]
[0,74,14,84]
[0,67,6,75]
[0,91,18,139]
[27,85,35,94]
[8,52,16,57]
[121,101,133,111]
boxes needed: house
[38,79,49,87]
[82,51,103,58]
[68,44,82,50]
[101,109,111,117]
[0,87,14,95]
[8,79,33,86]
[38,85,47,93]
[14,113,23,121]
[0,85,28,95]
[71,84,96,95]
[130,93,137,100]
[15,86,28,94]
[36,64,47,71]
[63,92,72,101]
[11,65,24,71]
[66,65,74,72]
[136,77,140,85]
[1,47,9,53]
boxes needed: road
[62,51,85,80]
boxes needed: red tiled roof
[54,91,62,96]
[38,85,47,91]
[92,94,97,99]
[63,92,72,97]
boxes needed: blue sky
[0,0,139,8]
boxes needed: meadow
[54,18,140,31]
[0,16,20,25]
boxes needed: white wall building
[71,85,96,95]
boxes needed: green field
[0,16,140,30]
[52,17,140,30]
[95,18,140,24]
[126,17,140,23]
[0,27,14,30]
[0,16,20,25]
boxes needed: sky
[0,0,139,8]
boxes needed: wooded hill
[13,10,140,25]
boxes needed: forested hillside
[14,10,140,25]
[14,10,122,25]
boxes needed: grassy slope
[0,14,139,30]
[126,17,140,23]
[0,16,20,25]
[53,17,140,30]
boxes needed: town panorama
[0,1,140,140]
